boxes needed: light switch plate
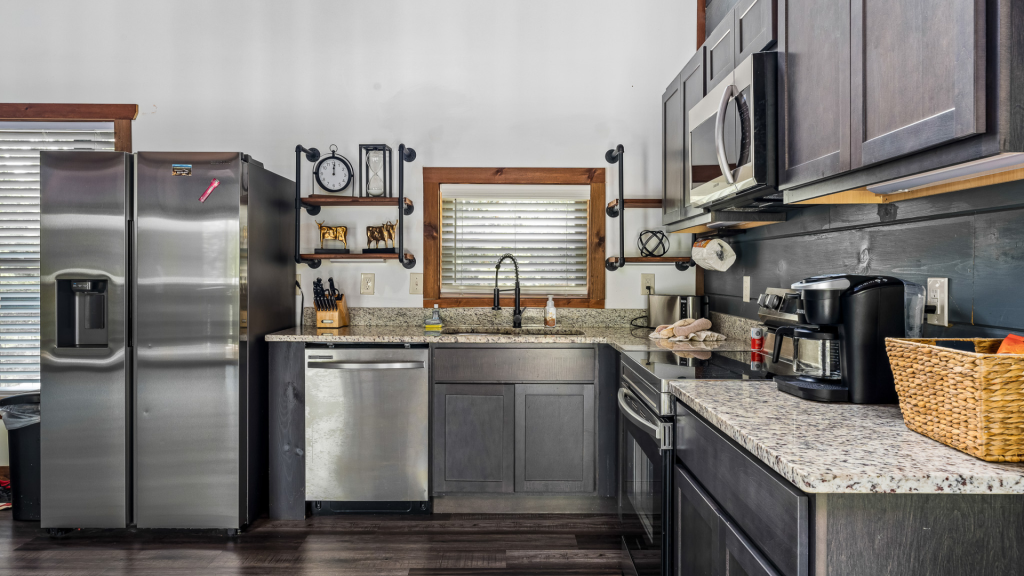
[926,277,948,326]
[641,274,655,295]
[360,273,375,295]
[409,273,423,294]
[743,276,751,302]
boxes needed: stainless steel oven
[687,51,777,210]
[618,356,676,576]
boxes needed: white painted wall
[4,0,698,309]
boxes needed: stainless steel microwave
[687,52,777,210]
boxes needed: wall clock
[313,144,354,193]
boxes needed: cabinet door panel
[851,0,985,167]
[432,384,514,493]
[664,48,707,225]
[735,0,777,62]
[706,16,736,92]
[724,519,781,576]
[778,0,851,188]
[515,384,594,493]
[674,463,723,576]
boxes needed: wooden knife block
[316,295,350,328]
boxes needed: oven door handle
[714,84,739,185]
[618,387,661,440]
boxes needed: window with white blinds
[440,184,591,296]
[0,121,115,386]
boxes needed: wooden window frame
[423,167,606,309]
[0,103,138,152]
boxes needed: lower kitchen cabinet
[432,383,515,493]
[674,462,781,576]
[514,383,595,493]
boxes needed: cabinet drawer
[675,401,808,576]
[433,347,595,382]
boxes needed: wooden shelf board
[607,198,663,209]
[608,256,692,264]
[300,252,412,260]
[304,195,414,207]
[670,221,778,235]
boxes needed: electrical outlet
[926,277,948,326]
[360,273,375,295]
[743,276,751,302]
[410,273,423,294]
[641,274,655,295]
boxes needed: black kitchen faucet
[492,253,526,328]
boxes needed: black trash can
[0,393,40,521]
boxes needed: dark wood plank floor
[0,511,626,575]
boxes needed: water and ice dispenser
[56,279,108,348]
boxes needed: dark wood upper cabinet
[850,0,986,168]
[777,0,851,188]
[663,47,706,226]
[706,16,736,92]
[735,0,777,62]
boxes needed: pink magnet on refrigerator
[199,178,220,202]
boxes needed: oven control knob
[766,294,782,309]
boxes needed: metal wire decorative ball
[637,230,670,258]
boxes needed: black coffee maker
[772,274,905,403]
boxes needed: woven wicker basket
[885,338,1024,462]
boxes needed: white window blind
[0,121,115,386]
[441,184,591,296]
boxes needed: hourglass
[358,144,392,198]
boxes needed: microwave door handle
[618,388,660,440]
[715,84,739,185]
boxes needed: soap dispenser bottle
[544,295,556,328]
[425,304,443,334]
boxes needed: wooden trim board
[796,167,1024,205]
[0,103,138,120]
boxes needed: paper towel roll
[691,238,737,272]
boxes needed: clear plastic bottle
[544,295,556,328]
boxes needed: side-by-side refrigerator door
[39,151,130,528]
[134,152,243,529]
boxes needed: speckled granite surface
[670,379,1024,494]
[709,311,762,341]
[267,324,752,352]
[302,306,646,327]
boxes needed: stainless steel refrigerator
[39,151,295,529]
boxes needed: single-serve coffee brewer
[757,275,906,403]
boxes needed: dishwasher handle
[307,360,425,370]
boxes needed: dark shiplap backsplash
[704,181,1024,338]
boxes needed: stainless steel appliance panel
[648,294,702,328]
[40,151,130,528]
[305,348,429,502]
[134,152,242,528]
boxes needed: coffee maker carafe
[768,275,906,403]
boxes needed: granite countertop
[266,325,753,353]
[670,379,1024,494]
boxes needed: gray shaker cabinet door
[664,47,707,226]
[777,0,852,188]
[850,0,985,168]
[432,384,514,494]
[514,384,595,493]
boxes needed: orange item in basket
[997,334,1024,354]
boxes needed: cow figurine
[382,221,396,248]
[366,224,387,249]
[315,221,348,250]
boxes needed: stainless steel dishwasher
[304,346,429,512]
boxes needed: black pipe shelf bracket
[293,142,418,269]
[603,144,691,272]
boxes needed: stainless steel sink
[441,326,585,336]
